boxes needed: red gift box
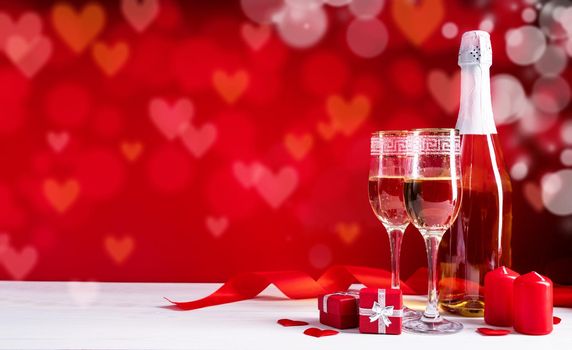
[318,291,359,329]
[359,288,403,335]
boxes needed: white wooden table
[0,281,570,349]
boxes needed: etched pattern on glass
[410,136,461,155]
[371,135,410,156]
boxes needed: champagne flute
[402,128,463,334]
[368,131,419,318]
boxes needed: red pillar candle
[484,266,519,326]
[513,272,553,335]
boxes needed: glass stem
[423,232,442,321]
[388,228,404,289]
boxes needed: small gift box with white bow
[358,287,403,335]
[318,291,359,329]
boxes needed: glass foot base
[403,306,422,320]
[403,316,463,335]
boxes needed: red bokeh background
[0,0,571,284]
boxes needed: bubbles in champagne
[346,18,388,58]
[505,25,546,65]
[542,169,572,216]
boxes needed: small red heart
[277,319,309,327]
[553,316,561,325]
[477,328,511,336]
[303,327,339,338]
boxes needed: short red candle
[513,272,553,335]
[484,266,519,326]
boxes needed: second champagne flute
[402,128,464,334]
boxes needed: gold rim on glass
[372,130,411,136]
[410,128,459,134]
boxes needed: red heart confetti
[553,316,561,325]
[303,327,339,338]
[477,328,511,336]
[277,319,309,327]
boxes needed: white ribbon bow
[369,301,395,327]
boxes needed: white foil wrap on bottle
[455,30,497,135]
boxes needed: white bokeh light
[241,0,284,24]
[505,25,547,66]
[566,38,572,58]
[441,22,458,39]
[491,74,527,125]
[559,7,572,35]
[479,16,495,32]
[349,0,385,19]
[539,0,572,39]
[560,149,572,166]
[534,44,568,77]
[510,160,529,181]
[532,76,571,113]
[518,98,558,134]
[325,0,351,6]
[545,143,558,154]
[542,169,572,216]
[285,0,322,8]
[522,8,537,23]
[561,120,572,144]
[275,4,328,48]
[346,18,388,58]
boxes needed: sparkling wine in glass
[368,131,419,319]
[402,128,463,334]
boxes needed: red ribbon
[555,285,572,308]
[166,265,572,310]
[166,265,425,310]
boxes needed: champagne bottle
[438,31,513,317]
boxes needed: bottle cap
[458,30,492,66]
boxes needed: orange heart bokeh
[51,3,105,53]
